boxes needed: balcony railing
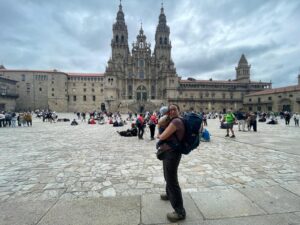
[167,97,242,102]
[0,93,19,98]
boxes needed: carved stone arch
[279,98,292,112]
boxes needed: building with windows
[0,73,18,111]
[244,75,300,113]
[0,3,272,113]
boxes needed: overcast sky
[0,0,299,87]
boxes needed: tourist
[71,119,78,126]
[157,104,186,222]
[249,112,257,131]
[223,109,236,138]
[284,111,291,125]
[293,113,299,127]
[148,112,158,140]
[11,112,17,128]
[136,114,145,139]
[236,109,246,131]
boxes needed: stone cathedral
[0,3,271,113]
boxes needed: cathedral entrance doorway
[139,105,144,113]
[279,99,292,112]
[100,103,106,112]
[136,85,147,102]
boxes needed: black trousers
[138,126,144,139]
[163,151,186,216]
[250,120,257,131]
[149,124,156,139]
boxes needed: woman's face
[169,105,179,118]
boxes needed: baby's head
[159,106,169,116]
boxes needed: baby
[156,106,171,150]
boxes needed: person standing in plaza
[148,112,157,140]
[0,111,5,127]
[236,109,246,131]
[11,112,17,128]
[284,111,291,125]
[157,104,186,222]
[293,113,299,127]
[223,109,236,138]
[249,112,257,131]
[136,114,145,139]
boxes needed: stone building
[243,75,300,113]
[0,3,272,113]
[0,70,18,111]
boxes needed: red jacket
[150,115,158,124]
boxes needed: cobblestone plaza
[0,115,299,203]
[0,114,300,224]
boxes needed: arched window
[164,37,168,44]
[159,37,162,44]
[116,35,119,43]
[121,35,124,43]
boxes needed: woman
[157,104,186,222]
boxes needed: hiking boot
[160,194,169,201]
[230,135,235,138]
[166,211,186,222]
[225,134,229,137]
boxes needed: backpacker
[174,113,202,154]
[135,118,142,128]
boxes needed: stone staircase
[127,100,158,113]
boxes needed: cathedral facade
[0,3,271,113]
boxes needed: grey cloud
[0,0,299,88]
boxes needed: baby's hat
[159,106,169,115]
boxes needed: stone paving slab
[0,200,56,225]
[238,186,300,214]
[280,183,300,197]
[141,193,203,225]
[1,192,300,225]
[190,189,265,219]
[37,196,140,225]
[201,213,300,225]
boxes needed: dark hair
[168,103,180,112]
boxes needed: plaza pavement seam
[187,192,206,221]
[199,211,300,223]
[279,185,300,198]
[235,187,269,215]
[35,188,67,225]
[139,195,143,225]
[212,135,300,157]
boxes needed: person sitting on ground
[267,118,278,125]
[89,117,96,125]
[117,127,138,137]
[71,119,78,126]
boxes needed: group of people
[0,111,32,128]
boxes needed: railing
[167,97,242,102]
[0,93,19,98]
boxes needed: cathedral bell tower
[110,2,129,65]
[235,54,251,82]
[154,4,172,63]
